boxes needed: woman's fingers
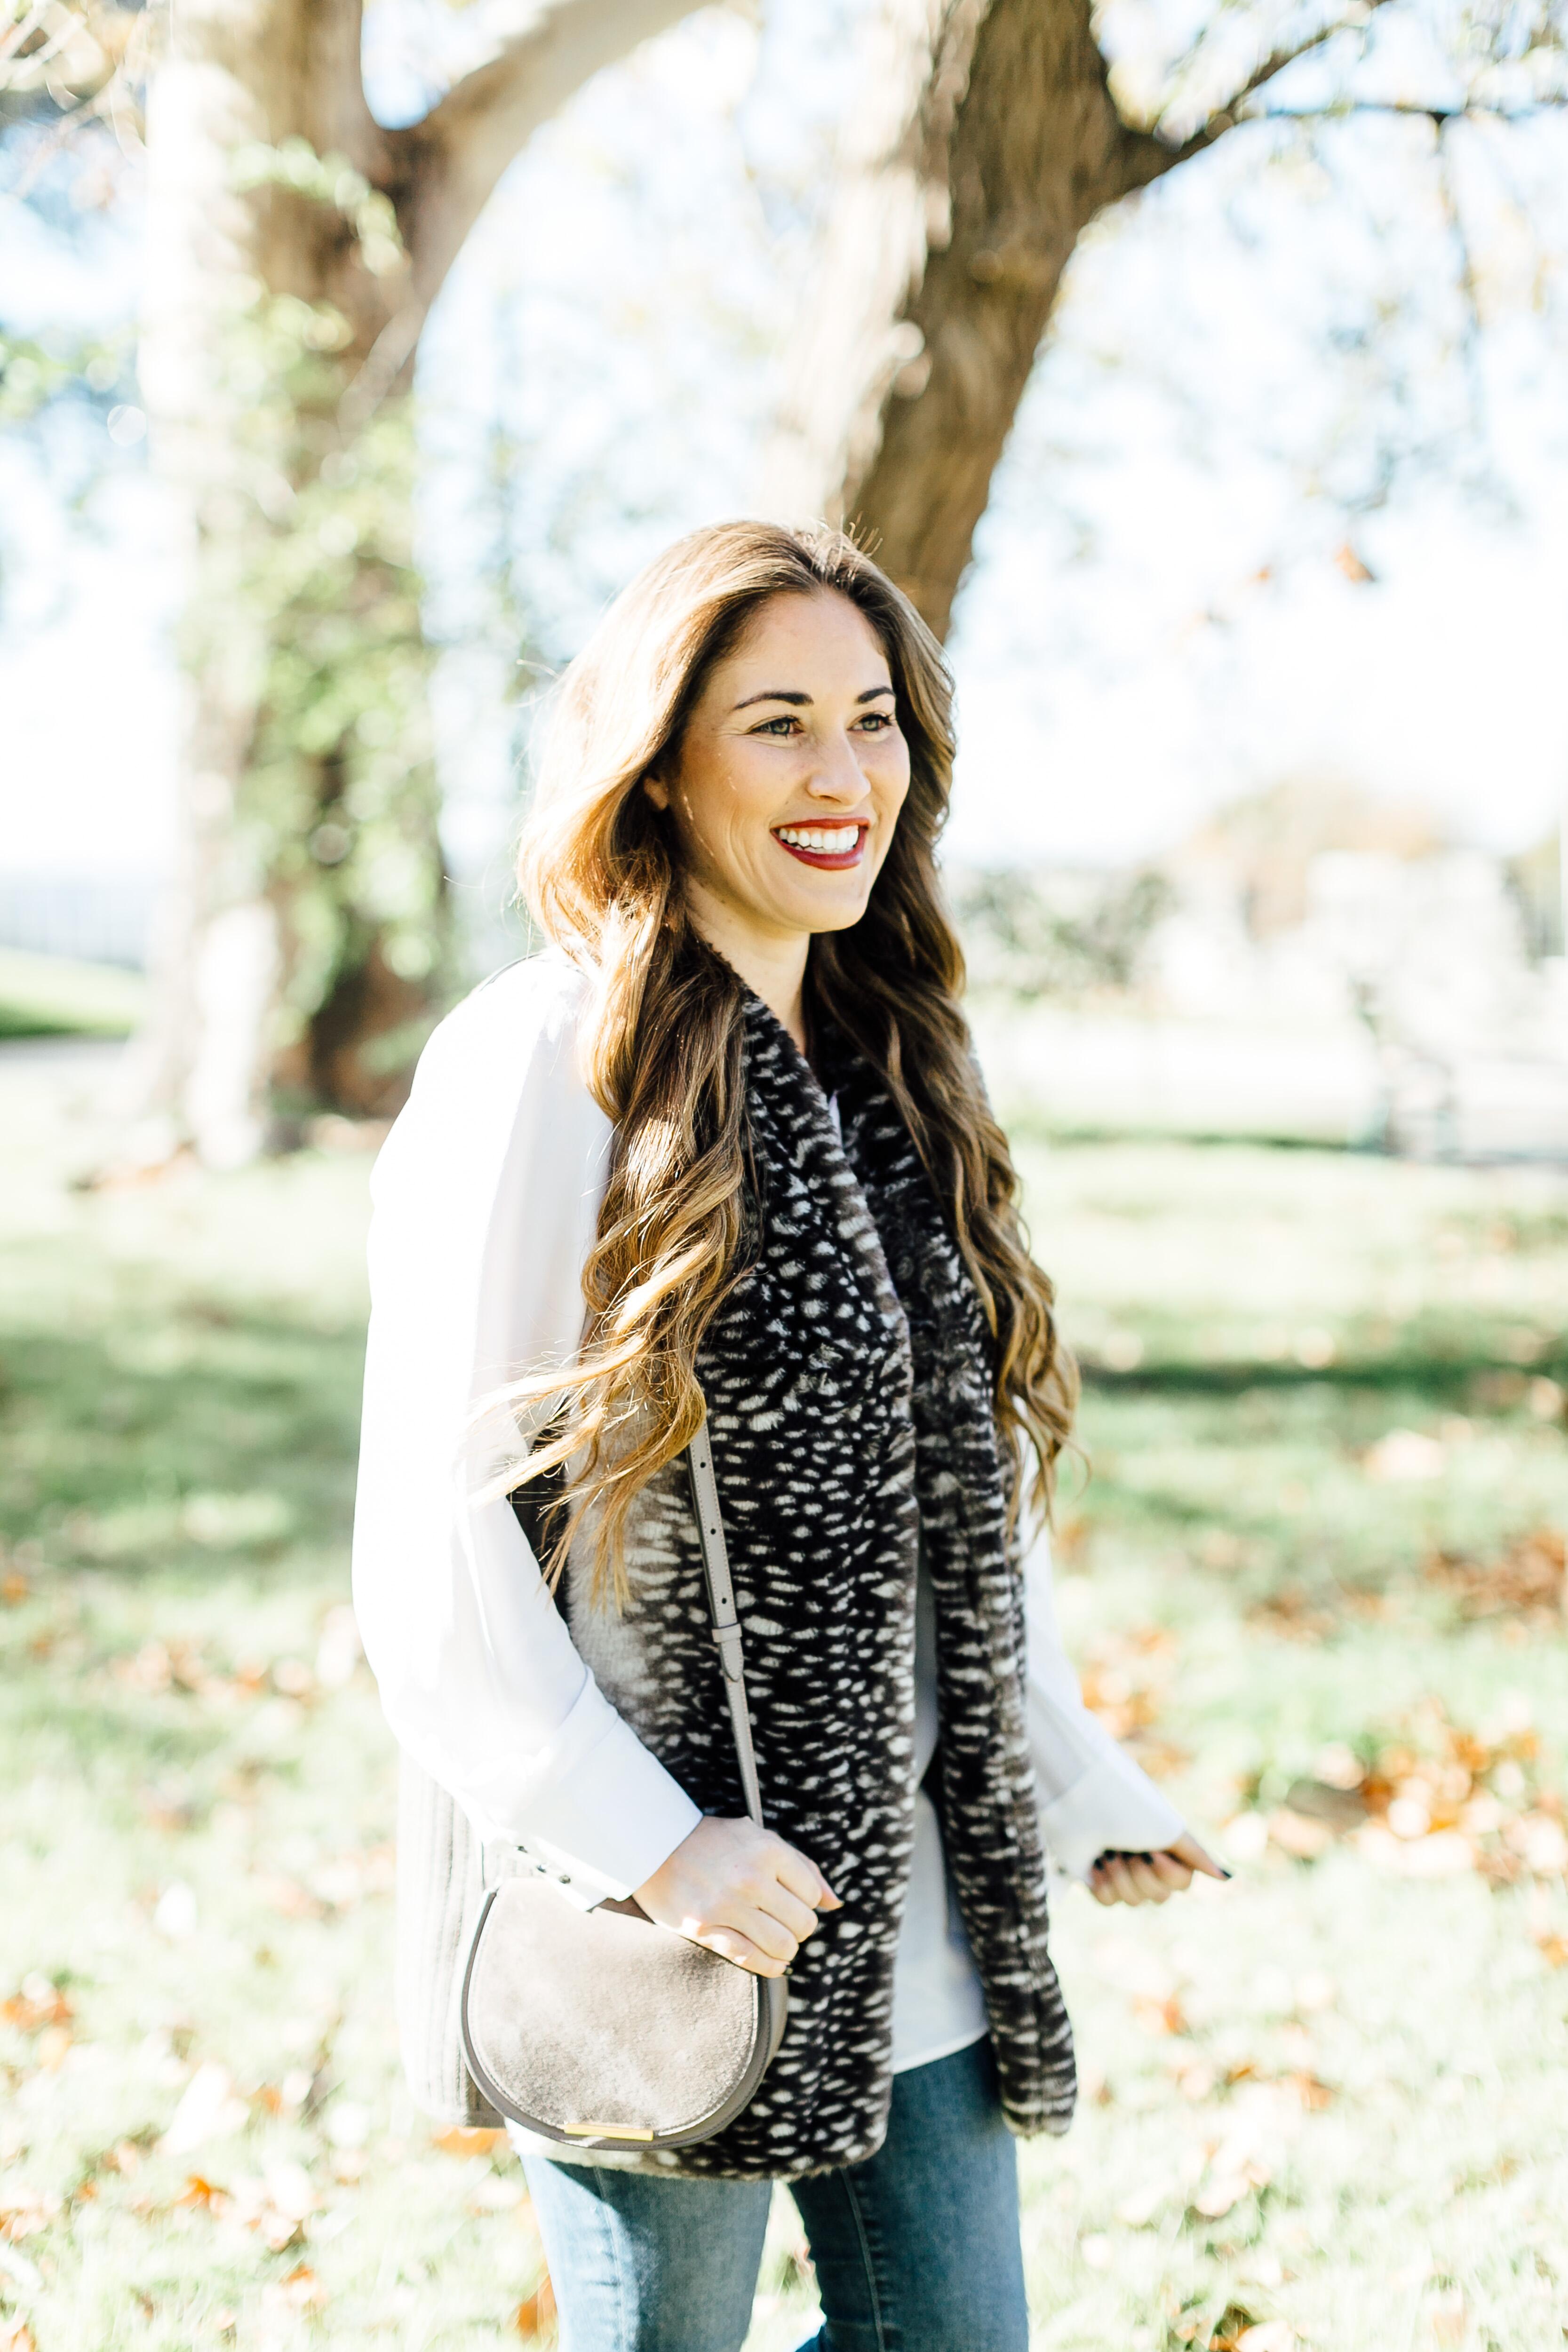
[750,1882,821,1946]
[1089,1851,1175,1906]
[1087,1836,1232,1907]
[773,1839,842,1913]
[1163,1830,1231,1881]
[632,1817,841,1972]
[1089,1854,1142,1905]
[701,1925,787,1977]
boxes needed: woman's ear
[642,769,671,813]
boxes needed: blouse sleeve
[1023,1521,1186,1880]
[351,957,702,1908]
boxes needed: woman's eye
[754,716,799,737]
[857,710,895,731]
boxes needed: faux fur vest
[557,995,1076,2177]
[394,991,1076,2179]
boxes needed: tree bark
[764,0,1180,639]
[132,0,697,1163]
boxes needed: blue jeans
[521,2036,1028,2352]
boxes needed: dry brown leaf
[1248,1590,1337,1641]
[2,1977,73,2033]
[1266,1809,1333,1861]
[433,2125,509,2157]
[1209,2299,1264,2347]
[1132,1994,1188,2037]
[1427,1528,1565,1621]
[277,2264,326,2311]
[513,2268,557,2335]
[0,2185,62,2240]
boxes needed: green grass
[0,950,147,1039]
[1,1051,1565,2351]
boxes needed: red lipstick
[771,822,869,871]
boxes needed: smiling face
[644,589,912,973]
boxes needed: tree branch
[1119,0,1399,186]
[303,0,395,183]
[387,0,702,313]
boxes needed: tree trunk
[764,0,1174,639]
[130,0,416,1159]
[131,0,698,1163]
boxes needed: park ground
[1,1033,1566,2352]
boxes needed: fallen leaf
[277,2264,326,2312]
[1133,1994,1188,2036]
[1427,1528,1565,1621]
[1209,2300,1263,2348]
[33,2025,72,2070]
[1267,1809,1332,1861]
[174,2175,227,2210]
[513,2269,557,2335]
[434,2125,509,2157]
[2,1977,73,2033]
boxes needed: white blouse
[351,954,1185,2071]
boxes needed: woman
[353,521,1222,2352]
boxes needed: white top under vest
[351,955,1185,2074]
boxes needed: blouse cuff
[459,1676,703,1902]
[1038,1750,1186,1883]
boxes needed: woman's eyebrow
[731,682,895,711]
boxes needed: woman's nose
[804,731,869,802]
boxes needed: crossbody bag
[459,1417,789,2151]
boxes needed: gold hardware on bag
[562,2121,657,2140]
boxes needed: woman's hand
[633,1816,842,1976]
[1087,1831,1230,1908]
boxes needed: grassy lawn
[1,1041,1565,2352]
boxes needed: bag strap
[685,1417,764,1828]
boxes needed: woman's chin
[756,869,875,937]
[791,889,874,937]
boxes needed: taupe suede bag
[459,1418,789,2153]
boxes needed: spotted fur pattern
[564,997,1075,2179]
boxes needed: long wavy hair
[504,519,1076,1600]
